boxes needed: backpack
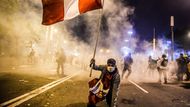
[161,59,168,67]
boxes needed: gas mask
[107,66,115,72]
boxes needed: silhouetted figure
[28,49,35,64]
[184,54,190,81]
[56,49,66,77]
[122,53,133,79]
[146,56,158,76]
[157,54,168,84]
[176,53,190,81]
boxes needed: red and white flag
[42,0,103,25]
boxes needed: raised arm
[90,59,105,71]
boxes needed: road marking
[0,72,80,107]
[129,80,149,94]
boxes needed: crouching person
[87,58,120,107]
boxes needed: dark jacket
[176,57,188,73]
[92,65,120,107]
[124,56,133,65]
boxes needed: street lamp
[121,46,132,56]
[170,16,175,61]
[124,39,129,42]
[100,49,104,53]
[106,49,110,53]
[127,30,133,49]
[63,40,67,44]
[188,32,190,38]
[128,31,133,35]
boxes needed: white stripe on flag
[64,0,80,20]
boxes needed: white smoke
[0,0,176,82]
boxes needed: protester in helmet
[183,54,190,81]
[176,53,190,81]
[87,58,120,107]
[157,54,168,84]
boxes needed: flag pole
[89,0,104,77]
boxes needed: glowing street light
[127,30,133,49]
[73,50,80,57]
[121,46,132,56]
[106,49,110,53]
[147,50,154,56]
[100,49,104,53]
[166,40,172,44]
[128,31,133,35]
[63,40,67,44]
[188,32,190,38]
[53,28,58,33]
[99,48,111,54]
[124,39,129,42]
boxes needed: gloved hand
[90,58,95,67]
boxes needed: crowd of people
[176,53,190,81]
[27,48,190,107]
[87,52,190,107]
[147,53,190,83]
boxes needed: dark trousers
[106,90,112,107]
[185,69,190,80]
[177,67,188,81]
[177,72,184,81]
[122,65,132,79]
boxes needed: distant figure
[122,53,133,79]
[146,56,158,76]
[176,53,190,81]
[183,54,190,81]
[157,54,168,84]
[56,49,66,77]
[28,49,35,64]
[188,55,190,78]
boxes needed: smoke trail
[2,0,173,82]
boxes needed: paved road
[1,65,190,107]
[0,72,53,104]
[118,81,190,107]
[0,64,83,106]
[17,79,190,107]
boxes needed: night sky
[65,0,190,49]
[125,0,190,46]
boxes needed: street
[0,64,190,107]
[118,81,190,107]
[1,0,190,107]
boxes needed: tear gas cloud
[0,0,176,82]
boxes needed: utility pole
[170,16,174,61]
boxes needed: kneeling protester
[88,58,120,107]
